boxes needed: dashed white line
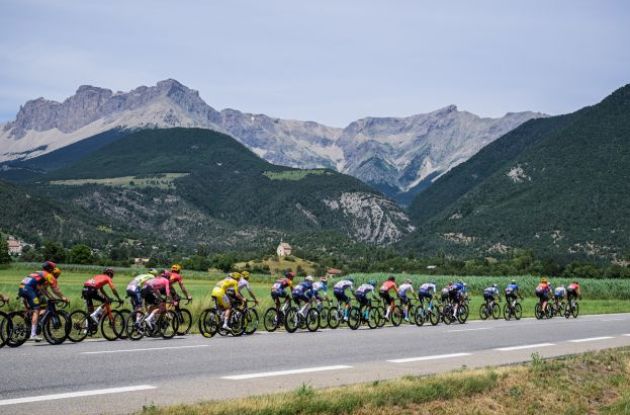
[221,365,352,380]
[0,385,156,406]
[388,352,471,363]
[495,343,555,351]
[81,344,209,355]
[448,327,492,333]
[568,336,614,343]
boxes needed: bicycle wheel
[244,308,259,335]
[159,310,179,339]
[200,309,220,337]
[514,303,523,320]
[327,308,341,329]
[457,304,469,324]
[230,310,246,337]
[42,312,68,345]
[503,303,511,321]
[491,303,501,319]
[572,302,579,318]
[7,312,29,347]
[441,305,453,325]
[175,308,193,335]
[118,309,131,339]
[0,311,11,348]
[429,307,440,326]
[284,307,299,333]
[347,307,361,330]
[67,310,90,342]
[367,306,380,329]
[100,310,124,341]
[306,308,320,332]
[479,304,489,320]
[534,303,543,320]
[263,308,280,332]
[126,311,145,341]
[318,307,330,329]
[391,307,403,327]
[414,305,425,326]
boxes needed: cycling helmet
[103,267,115,277]
[347,277,354,283]
[511,279,517,284]
[230,272,241,280]
[388,276,396,282]
[52,267,62,278]
[305,276,314,282]
[241,271,250,280]
[405,279,412,284]
[285,271,296,279]
[492,283,498,288]
[368,279,377,287]
[320,276,328,282]
[541,277,548,284]
[42,261,57,272]
[171,264,182,273]
[148,268,158,276]
[161,270,172,279]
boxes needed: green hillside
[405,84,630,260]
[9,128,410,251]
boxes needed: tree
[42,240,66,263]
[0,238,11,265]
[69,244,93,264]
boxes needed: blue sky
[1,0,629,126]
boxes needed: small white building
[7,236,24,256]
[276,242,292,257]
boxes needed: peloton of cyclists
[82,267,124,324]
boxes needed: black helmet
[103,267,115,277]
[42,261,57,272]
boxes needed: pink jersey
[145,276,171,296]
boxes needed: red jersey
[169,272,183,285]
[380,280,397,293]
[84,274,115,290]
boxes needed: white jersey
[356,284,374,295]
[334,280,353,291]
[420,283,436,293]
[238,278,250,293]
[398,283,414,297]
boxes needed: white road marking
[623,334,630,337]
[448,327,492,333]
[222,365,352,380]
[0,385,156,406]
[81,344,209,355]
[600,318,624,322]
[387,352,471,363]
[568,336,614,343]
[495,343,555,351]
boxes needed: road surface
[2,313,630,414]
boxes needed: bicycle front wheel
[176,308,193,335]
[263,308,280,332]
[514,303,523,320]
[126,311,145,341]
[479,304,489,320]
[284,307,299,333]
[306,309,320,332]
[43,312,69,345]
[67,310,90,342]
[347,307,361,330]
[159,311,179,339]
[0,311,11,348]
[491,303,501,319]
[244,308,259,335]
[100,310,124,341]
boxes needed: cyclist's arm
[49,285,68,302]
[178,281,192,300]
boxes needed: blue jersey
[505,283,519,295]
[292,281,314,298]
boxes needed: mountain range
[0,79,543,203]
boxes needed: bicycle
[7,298,70,347]
[172,297,193,335]
[0,297,12,348]
[327,298,353,329]
[534,299,553,320]
[262,297,292,332]
[441,298,468,325]
[414,297,441,326]
[199,299,245,338]
[549,299,566,318]
[479,298,501,320]
[67,300,125,342]
[564,298,580,318]
[503,298,523,320]
[315,299,332,329]
[351,299,381,330]
[236,300,259,335]
[285,299,320,333]
[126,301,179,340]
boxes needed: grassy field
[137,347,630,415]
[1,264,629,328]
[49,173,189,189]
[263,169,330,181]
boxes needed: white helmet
[305,276,314,282]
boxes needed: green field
[1,264,629,329]
[262,169,329,181]
[49,173,189,189]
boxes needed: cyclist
[567,281,581,306]
[449,280,466,317]
[333,277,354,321]
[440,283,451,303]
[553,285,567,311]
[168,264,192,304]
[379,276,398,320]
[312,276,330,311]
[483,284,501,309]
[535,277,552,314]
[397,279,415,322]
[354,280,377,319]
[83,268,123,324]
[237,271,259,306]
[212,272,243,330]
[291,276,315,316]
[18,261,68,342]
[126,269,157,311]
[271,271,295,312]
[142,271,172,329]
[418,281,437,307]
[504,279,522,307]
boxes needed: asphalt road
[2,313,630,415]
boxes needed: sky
[0,0,629,127]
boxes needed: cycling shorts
[355,293,369,306]
[333,290,349,304]
[141,286,162,306]
[483,293,495,301]
[418,291,433,300]
[18,285,42,310]
[379,290,393,304]
[448,290,461,303]
[127,288,143,309]
[212,287,231,309]
[567,288,578,299]
[271,290,287,299]
[399,295,411,305]
[292,292,309,304]
[82,286,108,309]
[536,290,549,300]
